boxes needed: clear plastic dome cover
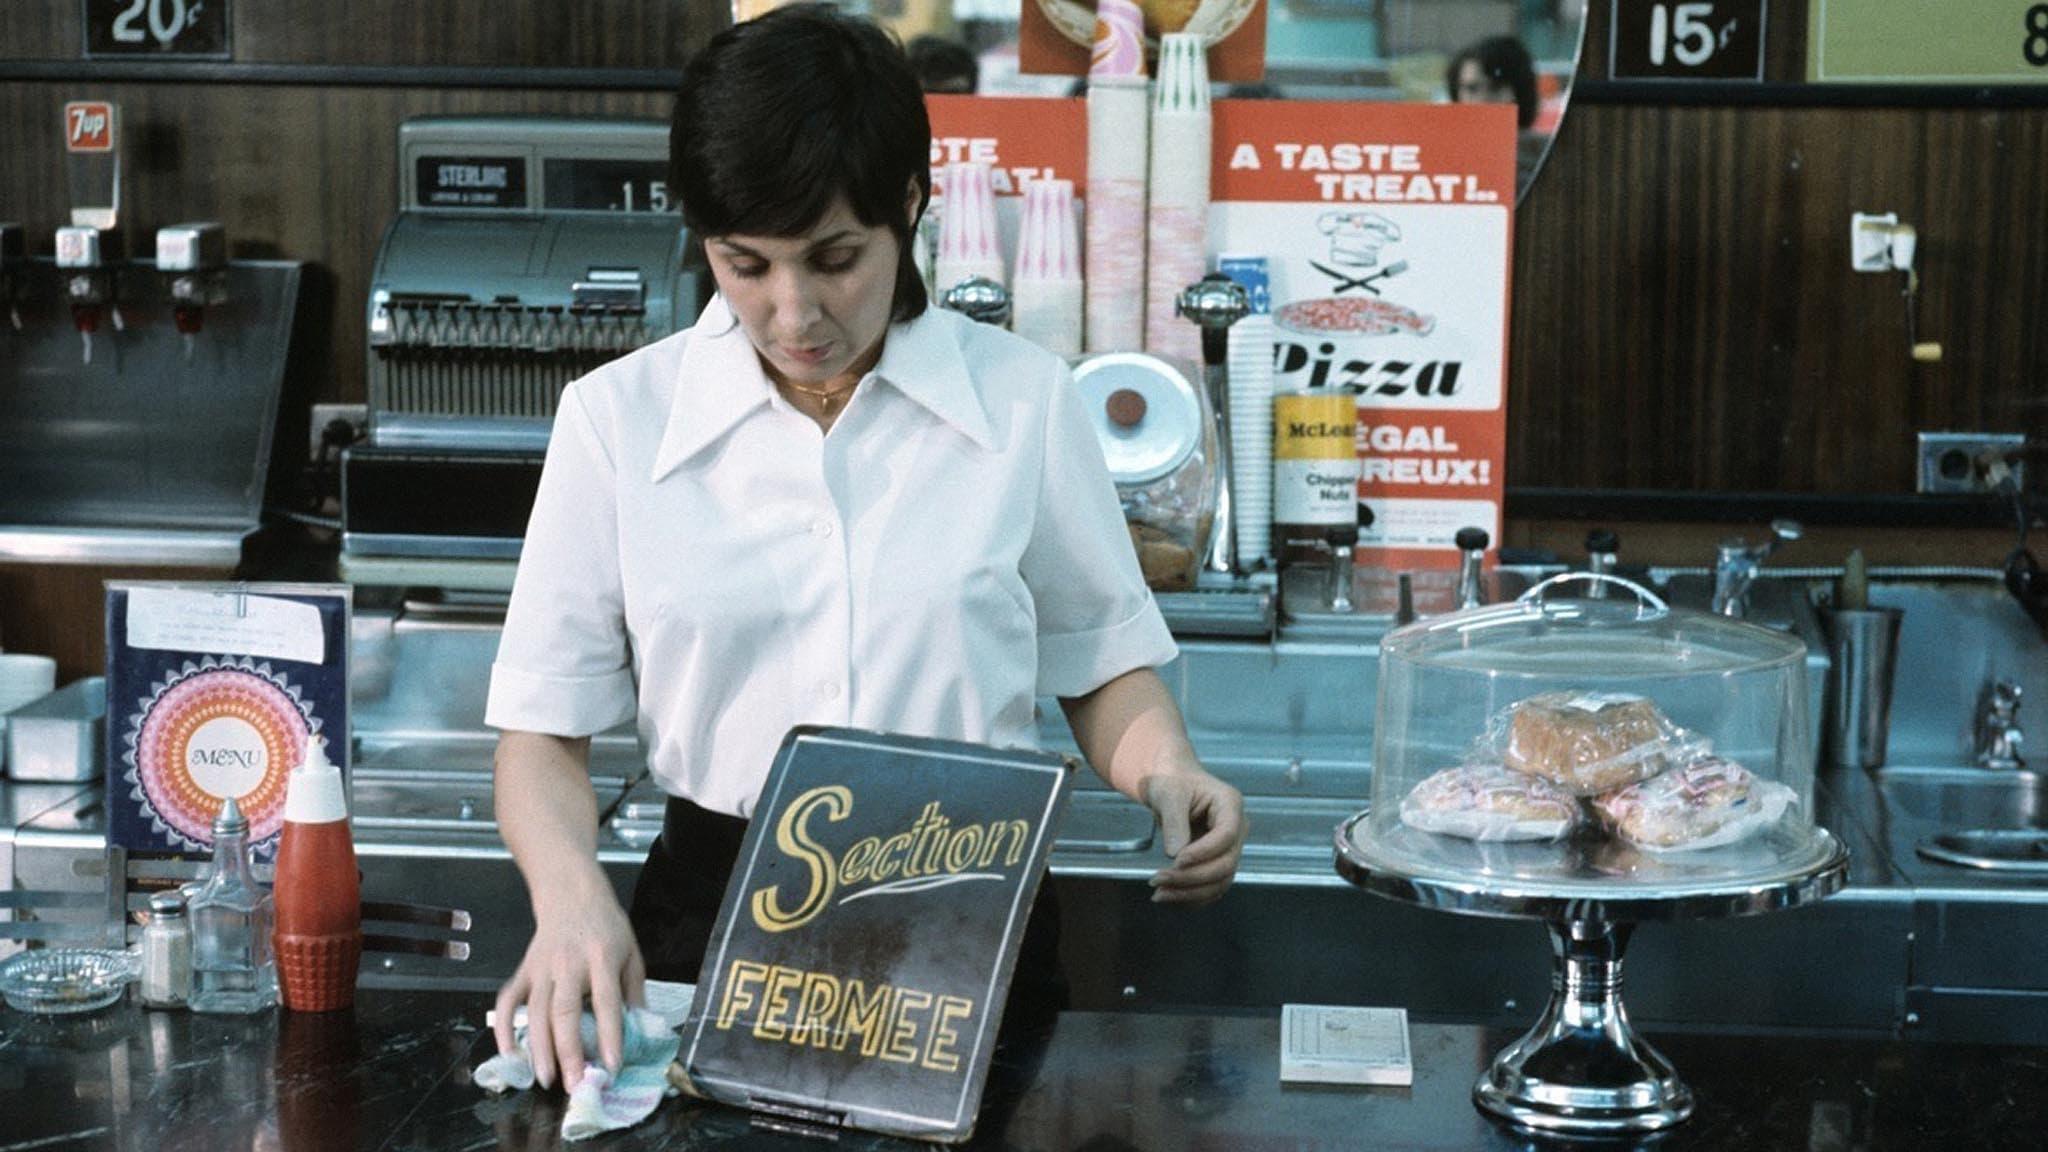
[1360,574,1826,896]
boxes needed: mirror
[873,0,1588,204]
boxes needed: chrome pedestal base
[1474,919,1692,1137]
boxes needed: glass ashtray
[0,948,137,1015]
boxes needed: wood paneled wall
[1511,2,2048,495]
[1511,100,2048,493]
[0,0,2043,496]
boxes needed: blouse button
[809,519,835,538]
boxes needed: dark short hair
[1446,36,1539,130]
[670,4,932,321]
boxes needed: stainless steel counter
[8,570,2046,1041]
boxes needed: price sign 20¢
[83,0,231,59]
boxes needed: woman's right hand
[492,876,646,1093]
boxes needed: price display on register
[83,0,231,59]
[1610,0,1768,81]
[542,158,675,213]
[1809,0,2048,83]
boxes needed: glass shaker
[140,890,192,1009]
[187,795,277,1014]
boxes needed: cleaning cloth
[475,981,694,1141]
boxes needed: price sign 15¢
[1611,0,1768,81]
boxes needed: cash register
[342,117,704,565]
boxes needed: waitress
[485,3,1245,1093]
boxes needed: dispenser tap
[1455,526,1490,609]
[55,224,121,362]
[1976,680,2026,771]
[1326,504,1368,614]
[1711,518,1803,617]
[0,222,24,329]
[1176,274,1251,576]
[1328,540,1355,613]
[157,221,227,343]
[939,276,1013,328]
[1584,528,1619,598]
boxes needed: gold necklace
[781,378,859,415]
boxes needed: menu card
[104,582,351,859]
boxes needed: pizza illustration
[1276,297,1437,338]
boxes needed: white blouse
[485,296,1177,817]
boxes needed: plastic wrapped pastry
[1592,755,1795,852]
[1399,763,1583,843]
[1497,692,1702,796]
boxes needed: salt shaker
[141,891,193,1009]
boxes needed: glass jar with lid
[1363,573,1826,895]
[1072,353,1216,592]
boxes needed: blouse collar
[651,295,993,481]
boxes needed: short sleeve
[485,381,638,736]
[1021,363,1179,698]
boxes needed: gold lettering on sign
[746,787,1035,934]
[713,958,979,1075]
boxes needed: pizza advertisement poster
[104,582,351,860]
[1208,100,1517,571]
[681,727,1076,1143]
[1018,0,1269,84]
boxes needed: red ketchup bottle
[272,736,362,1012]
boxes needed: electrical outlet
[1917,432,2026,495]
[309,403,368,460]
[1851,212,1899,272]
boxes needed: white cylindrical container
[1085,82,1149,352]
[1143,34,1211,365]
[1221,254,1275,566]
[1083,0,1150,353]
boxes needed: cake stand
[1335,812,1849,1137]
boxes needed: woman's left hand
[1140,767,1246,905]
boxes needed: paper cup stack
[1012,178,1084,357]
[1222,257,1277,568]
[1084,0,1149,352]
[0,653,59,775]
[935,161,1005,298]
[1144,33,1211,365]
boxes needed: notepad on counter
[1280,1004,1412,1086]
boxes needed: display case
[1369,572,1818,885]
[1338,574,1848,1136]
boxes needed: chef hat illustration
[1318,211,1402,267]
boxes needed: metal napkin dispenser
[347,117,703,558]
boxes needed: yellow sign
[1810,1,2048,82]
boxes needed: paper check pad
[1280,1004,1413,1086]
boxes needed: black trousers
[629,796,1069,1038]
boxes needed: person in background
[1446,35,1538,130]
[907,33,979,94]
[487,4,1245,1096]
